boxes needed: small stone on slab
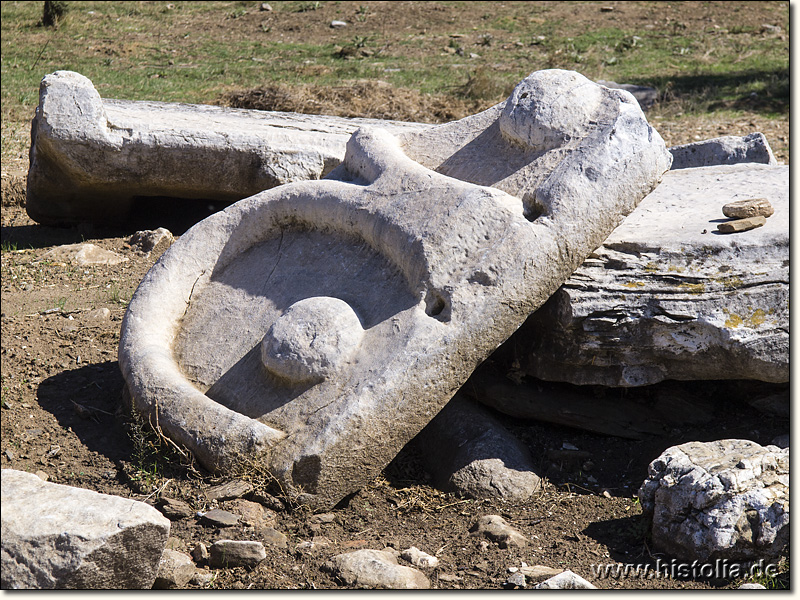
[717,216,767,234]
[722,198,774,219]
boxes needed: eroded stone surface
[669,132,777,170]
[326,549,430,589]
[119,69,670,507]
[1,469,170,589]
[638,440,789,563]
[510,164,788,387]
[26,70,428,226]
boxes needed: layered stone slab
[505,163,788,387]
[119,69,671,507]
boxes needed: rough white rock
[327,549,430,589]
[1,469,170,589]
[532,570,597,589]
[119,69,670,508]
[669,133,777,170]
[400,547,439,569]
[411,393,540,501]
[511,164,788,387]
[638,439,789,562]
[26,70,428,226]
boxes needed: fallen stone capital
[119,69,670,508]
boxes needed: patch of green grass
[0,1,789,164]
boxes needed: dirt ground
[0,1,789,590]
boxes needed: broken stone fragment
[35,243,127,267]
[638,439,789,562]
[717,215,767,234]
[119,69,671,508]
[1,469,170,589]
[208,540,266,569]
[153,549,195,589]
[326,549,430,589]
[519,565,564,580]
[156,496,195,520]
[199,508,239,527]
[411,393,541,502]
[469,515,528,548]
[722,197,774,219]
[128,228,174,255]
[669,132,777,170]
[400,547,439,569]
[532,570,597,589]
[204,479,253,501]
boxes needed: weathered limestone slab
[509,164,788,387]
[1,469,170,589]
[26,70,428,226]
[638,440,789,562]
[119,69,671,508]
[669,132,777,170]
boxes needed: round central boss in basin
[261,296,365,383]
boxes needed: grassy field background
[1,1,790,167]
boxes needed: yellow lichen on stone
[745,309,767,327]
[725,309,768,329]
[678,282,705,294]
[725,313,743,328]
[623,281,645,289]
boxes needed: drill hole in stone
[425,290,450,321]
